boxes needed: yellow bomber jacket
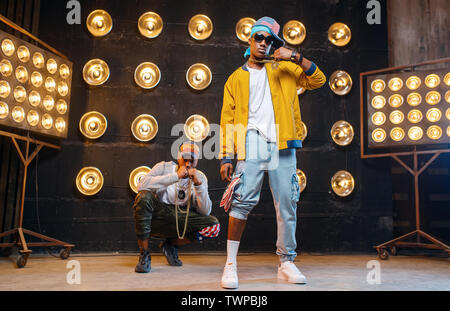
[219,60,326,164]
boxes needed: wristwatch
[290,49,297,63]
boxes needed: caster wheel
[378,248,389,260]
[1,247,12,257]
[16,253,29,268]
[59,248,71,260]
[389,246,397,256]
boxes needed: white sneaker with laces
[277,261,307,284]
[221,263,238,289]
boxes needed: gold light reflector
[425,91,441,105]
[43,95,54,111]
[372,128,386,142]
[184,114,209,142]
[134,62,161,89]
[11,106,24,123]
[389,110,404,124]
[58,81,69,96]
[427,125,442,140]
[129,166,151,194]
[86,10,113,37]
[46,58,57,74]
[27,110,39,127]
[188,14,213,40]
[425,74,440,88]
[28,90,41,107]
[0,80,10,98]
[331,170,355,197]
[45,77,56,92]
[32,52,44,69]
[296,169,307,193]
[76,167,104,196]
[407,109,423,123]
[56,99,68,114]
[446,91,450,103]
[282,20,306,45]
[59,64,71,79]
[388,77,403,91]
[0,101,8,119]
[79,111,108,139]
[329,70,352,95]
[83,59,110,86]
[30,71,43,87]
[371,112,386,126]
[328,23,351,47]
[17,45,30,62]
[406,76,421,90]
[299,121,307,141]
[15,66,28,83]
[0,59,12,77]
[1,39,15,56]
[390,127,405,141]
[186,63,212,91]
[330,120,354,146]
[426,108,442,122]
[408,126,423,141]
[131,114,158,142]
[445,72,450,86]
[138,12,163,38]
[13,86,26,103]
[371,95,386,109]
[371,79,385,93]
[407,93,422,106]
[55,117,66,133]
[235,17,255,42]
[388,94,403,108]
[41,114,53,129]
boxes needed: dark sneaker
[135,250,151,273]
[160,240,183,266]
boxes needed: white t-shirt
[247,66,277,142]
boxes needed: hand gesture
[220,163,234,183]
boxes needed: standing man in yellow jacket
[219,16,326,289]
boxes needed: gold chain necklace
[175,179,192,239]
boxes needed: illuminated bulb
[388,77,403,91]
[47,58,58,74]
[0,101,9,119]
[371,112,386,126]
[28,90,41,107]
[444,72,450,86]
[83,59,110,86]
[58,81,69,96]
[0,80,11,98]
[425,74,440,88]
[389,110,404,124]
[331,170,355,197]
[407,109,423,123]
[56,99,68,114]
[87,10,113,37]
[425,91,441,105]
[408,126,423,141]
[371,79,385,93]
[41,114,53,129]
[406,76,421,90]
[407,93,422,106]
[15,66,28,83]
[11,106,25,123]
[17,45,30,62]
[188,14,213,40]
[138,12,163,38]
[43,95,54,111]
[283,20,306,45]
[235,17,256,42]
[447,126,450,138]
[13,86,26,103]
[1,39,15,56]
[328,23,351,46]
[27,110,39,126]
[389,94,404,108]
[186,64,212,91]
[426,108,442,122]
[31,71,43,87]
[445,90,450,103]
[371,95,386,109]
[59,64,71,79]
[55,117,66,133]
[447,108,450,121]
[0,59,12,77]
[45,77,56,92]
[33,52,44,68]
[372,128,386,142]
[427,125,442,140]
[390,127,405,141]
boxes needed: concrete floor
[0,252,448,291]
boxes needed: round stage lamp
[425,91,441,105]
[184,114,209,142]
[46,58,58,74]
[235,17,255,42]
[448,126,450,138]
[407,109,423,123]
[56,99,68,114]
[328,23,351,46]
[131,114,158,142]
[389,110,404,125]
[28,90,41,107]
[0,59,12,77]
[371,95,386,109]
[43,95,54,111]
[425,74,440,88]
[444,72,450,86]
[388,94,404,108]
[390,127,405,142]
[13,86,26,103]
[41,114,53,129]
[0,101,8,119]
[388,77,403,91]
[296,169,307,193]
[446,90,450,103]
[86,10,113,37]
[330,120,354,146]
[76,167,104,196]
[11,106,25,123]
[83,59,110,86]
[371,111,386,126]
[331,170,354,197]
[426,108,442,122]
[427,125,442,140]
[55,117,66,133]
[45,77,56,92]
[134,62,161,89]
[299,121,307,141]
[27,110,39,127]
[371,79,385,93]
[406,76,421,90]
[129,166,151,194]
[329,70,352,95]
[79,111,108,139]
[282,20,306,45]
[1,39,15,57]
[0,80,11,98]
[31,71,43,87]
[138,12,163,38]
[58,81,69,96]
[372,128,386,143]
[32,52,44,69]
[15,66,28,83]
[407,92,422,106]
[59,64,71,79]
[188,14,213,40]
[17,45,30,63]
[408,126,423,141]
[446,108,450,121]
[186,63,212,91]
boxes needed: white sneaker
[277,261,307,284]
[221,263,238,289]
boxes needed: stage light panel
[328,23,351,47]
[188,14,213,40]
[283,20,306,45]
[235,17,255,42]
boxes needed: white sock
[225,240,240,266]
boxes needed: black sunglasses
[253,33,274,45]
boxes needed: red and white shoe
[277,261,307,284]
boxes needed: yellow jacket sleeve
[219,76,236,161]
